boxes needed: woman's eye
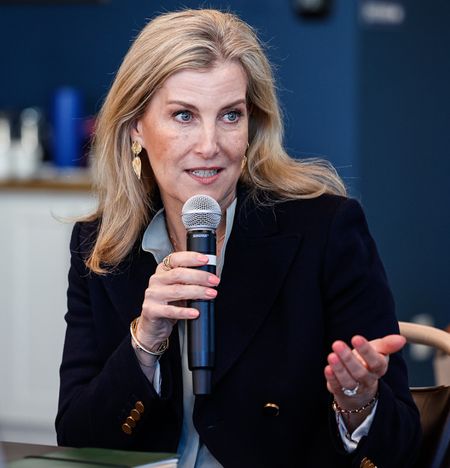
[174,111,192,122]
[223,110,241,123]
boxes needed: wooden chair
[399,321,450,468]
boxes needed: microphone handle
[186,229,216,395]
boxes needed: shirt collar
[141,207,171,264]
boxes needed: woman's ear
[130,119,143,143]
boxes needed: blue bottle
[52,87,84,168]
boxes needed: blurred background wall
[0,0,449,444]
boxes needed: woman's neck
[164,207,186,252]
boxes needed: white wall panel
[0,191,95,444]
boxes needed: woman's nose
[194,122,218,158]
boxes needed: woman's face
[132,61,249,215]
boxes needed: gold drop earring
[131,141,142,180]
[241,142,249,170]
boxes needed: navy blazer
[56,189,421,467]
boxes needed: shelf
[0,169,92,192]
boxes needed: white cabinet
[0,188,96,444]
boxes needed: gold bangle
[332,392,379,415]
[130,317,169,356]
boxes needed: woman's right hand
[135,251,220,352]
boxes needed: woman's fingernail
[206,288,217,298]
[197,255,209,262]
[208,275,220,285]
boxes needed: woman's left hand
[324,334,406,431]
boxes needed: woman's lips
[190,169,219,177]
[187,168,222,184]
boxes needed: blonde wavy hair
[86,8,346,274]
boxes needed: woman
[56,9,420,467]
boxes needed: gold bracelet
[130,317,169,356]
[332,392,379,415]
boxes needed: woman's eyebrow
[166,99,247,110]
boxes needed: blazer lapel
[101,246,157,325]
[213,194,302,385]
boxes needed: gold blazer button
[130,408,141,421]
[135,401,145,413]
[263,402,280,417]
[126,416,136,428]
[360,457,377,468]
[121,423,132,435]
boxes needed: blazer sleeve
[55,222,180,451]
[322,198,421,468]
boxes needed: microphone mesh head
[182,195,222,230]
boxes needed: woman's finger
[156,251,210,272]
[151,266,220,287]
[141,302,199,321]
[146,283,217,304]
[324,365,342,395]
[327,351,360,391]
[351,336,389,377]
[364,334,406,356]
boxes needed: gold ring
[162,254,173,271]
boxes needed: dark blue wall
[0,0,358,179]
[1,0,449,385]
[358,0,450,385]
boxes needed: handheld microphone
[181,194,221,395]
